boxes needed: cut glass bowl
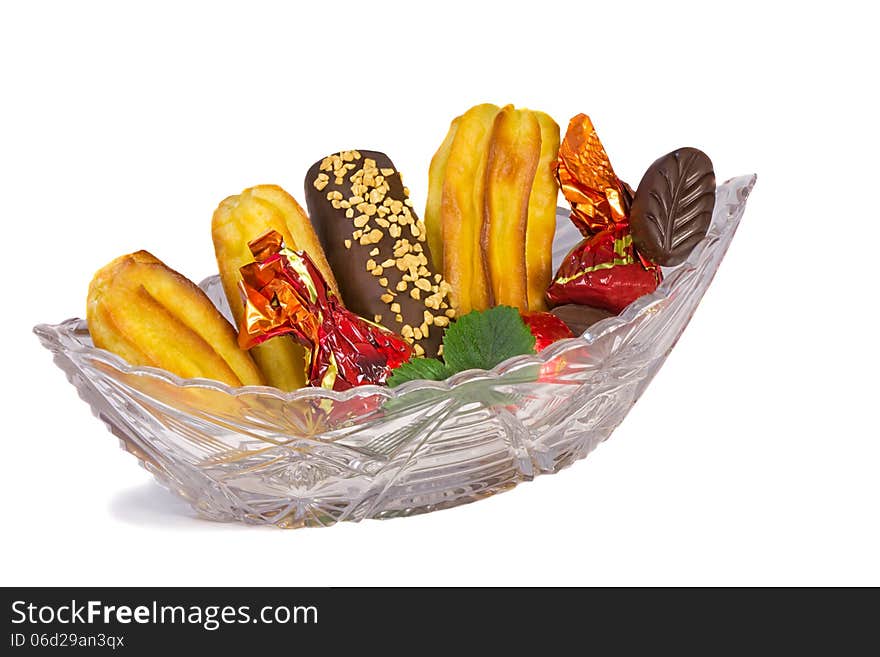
[34,175,756,528]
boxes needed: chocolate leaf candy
[630,148,715,267]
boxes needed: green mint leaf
[441,305,536,373]
[387,357,449,388]
[386,306,536,387]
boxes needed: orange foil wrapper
[557,113,630,235]
[238,231,412,391]
[548,114,661,312]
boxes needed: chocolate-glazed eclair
[305,150,453,358]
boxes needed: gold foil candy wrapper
[557,113,629,235]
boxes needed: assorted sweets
[85,104,717,391]
[546,114,663,314]
[545,114,715,329]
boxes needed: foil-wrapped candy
[547,114,661,311]
[546,226,662,313]
[557,113,630,234]
[237,231,412,391]
[520,311,574,352]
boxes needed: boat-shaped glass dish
[35,175,756,528]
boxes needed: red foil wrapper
[546,227,662,313]
[521,312,575,352]
[237,231,412,391]
[548,114,662,312]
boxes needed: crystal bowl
[34,175,755,528]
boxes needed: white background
[1,1,877,586]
